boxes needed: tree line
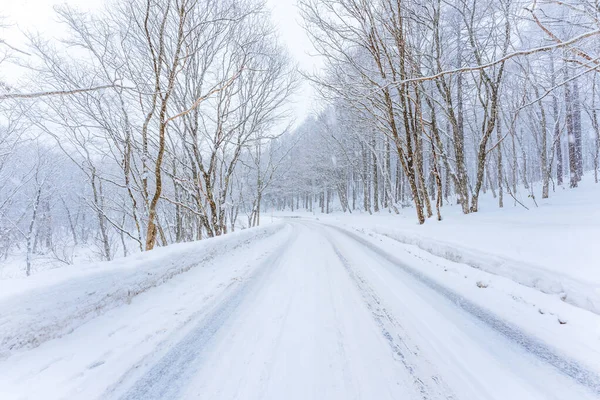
[0,0,295,273]
[266,0,600,222]
[1,0,599,275]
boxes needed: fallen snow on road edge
[0,223,285,359]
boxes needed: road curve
[107,221,599,400]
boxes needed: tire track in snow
[108,225,297,400]
[318,224,456,400]
[0,224,286,360]
[323,222,600,396]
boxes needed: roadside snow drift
[277,179,600,315]
[0,223,284,359]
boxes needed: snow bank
[274,177,600,315]
[0,223,284,359]
[372,228,600,315]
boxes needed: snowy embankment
[371,227,600,314]
[276,178,600,315]
[0,223,284,359]
[320,222,600,395]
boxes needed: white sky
[1,0,322,124]
[266,0,323,124]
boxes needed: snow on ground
[318,222,600,399]
[0,214,265,280]
[0,223,292,399]
[2,221,598,399]
[323,222,600,380]
[0,243,102,279]
[275,177,600,315]
[0,223,285,359]
[1,181,599,400]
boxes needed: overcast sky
[1,0,321,124]
[267,0,322,124]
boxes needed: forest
[1,0,599,274]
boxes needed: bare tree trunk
[371,135,379,212]
[431,140,443,221]
[384,138,391,208]
[452,13,471,214]
[352,169,357,210]
[413,92,432,217]
[593,79,600,183]
[564,65,578,188]
[538,89,550,199]
[395,159,401,203]
[572,75,583,180]
[486,166,497,199]
[145,0,189,249]
[320,190,325,213]
[120,214,128,257]
[511,126,518,193]
[26,187,43,277]
[61,196,78,246]
[550,56,563,186]
[91,171,111,261]
[362,144,370,213]
[518,129,530,190]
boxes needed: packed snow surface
[1,218,599,399]
[276,178,600,315]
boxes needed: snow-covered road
[2,221,599,400]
